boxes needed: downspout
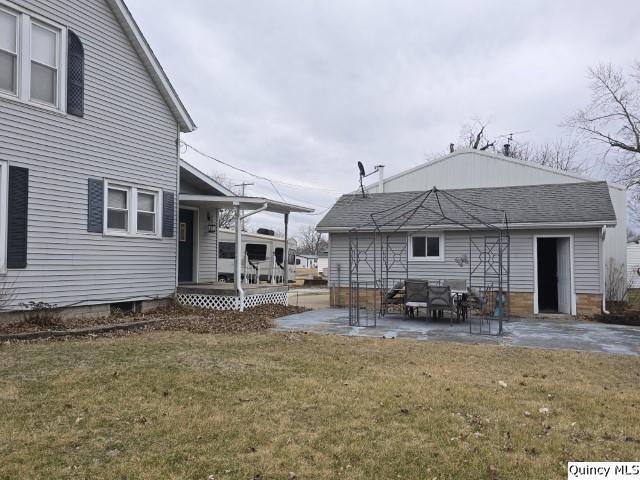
[601,226,610,314]
[234,203,269,311]
[175,123,180,299]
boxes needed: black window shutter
[67,30,84,117]
[162,191,175,237]
[7,166,28,269]
[87,178,104,233]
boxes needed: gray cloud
[127,0,639,232]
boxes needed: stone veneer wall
[329,288,603,317]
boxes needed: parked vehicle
[217,229,296,284]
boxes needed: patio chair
[426,285,457,325]
[404,280,429,319]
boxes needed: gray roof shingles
[317,182,617,230]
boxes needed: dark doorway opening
[178,209,195,283]
[537,238,558,312]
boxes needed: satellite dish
[357,161,366,177]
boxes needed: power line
[181,141,340,194]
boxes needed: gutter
[317,220,617,233]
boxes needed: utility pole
[234,182,254,231]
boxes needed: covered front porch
[177,191,313,311]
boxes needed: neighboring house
[362,148,628,285]
[627,240,640,289]
[295,254,318,269]
[0,0,310,316]
[317,251,329,278]
[317,182,617,316]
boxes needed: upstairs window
[0,8,17,95]
[0,2,68,112]
[30,22,59,105]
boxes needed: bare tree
[210,173,250,231]
[510,138,585,172]
[567,62,640,184]
[459,119,496,151]
[297,225,328,255]
[455,119,584,172]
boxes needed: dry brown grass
[0,332,639,479]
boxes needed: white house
[628,240,640,289]
[0,0,310,316]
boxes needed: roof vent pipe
[503,144,511,157]
[375,165,385,193]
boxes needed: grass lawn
[1,332,639,479]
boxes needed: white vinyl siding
[197,208,217,283]
[0,0,179,308]
[328,229,602,297]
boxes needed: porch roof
[179,194,314,214]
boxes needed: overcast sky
[128,0,639,234]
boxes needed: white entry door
[556,238,572,314]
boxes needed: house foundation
[329,287,603,318]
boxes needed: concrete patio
[273,308,640,356]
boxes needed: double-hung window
[0,2,65,110]
[30,21,59,105]
[0,7,18,96]
[104,182,161,237]
[409,233,444,261]
[136,191,157,234]
[107,186,129,231]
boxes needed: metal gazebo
[348,186,510,335]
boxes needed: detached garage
[317,182,617,317]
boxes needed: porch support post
[283,213,289,285]
[234,204,244,311]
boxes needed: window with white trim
[0,8,18,95]
[409,233,444,261]
[0,160,8,273]
[136,191,156,234]
[107,186,129,231]
[104,182,161,237]
[30,21,59,105]
[0,2,65,110]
